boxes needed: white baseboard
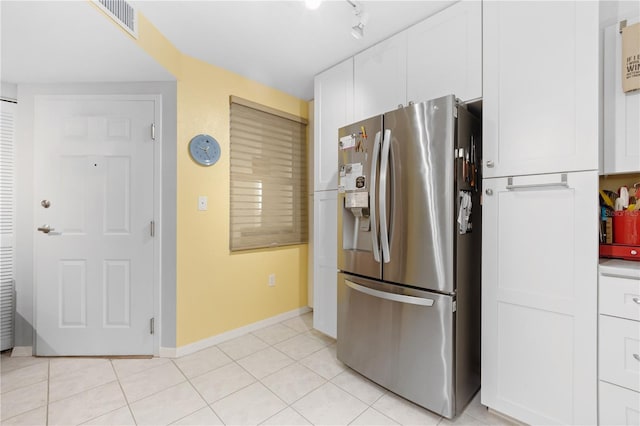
[11,346,33,357]
[160,307,311,359]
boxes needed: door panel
[354,32,407,121]
[337,115,383,280]
[382,96,456,293]
[337,272,454,418]
[34,97,155,356]
[314,58,354,191]
[313,190,338,338]
[407,0,482,103]
[483,1,598,177]
[481,171,598,425]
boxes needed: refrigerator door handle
[370,131,382,263]
[379,129,391,263]
[345,280,434,306]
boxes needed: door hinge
[150,220,155,237]
[452,301,457,313]
[150,318,155,335]
[453,106,458,119]
[151,123,156,141]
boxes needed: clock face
[189,134,221,166]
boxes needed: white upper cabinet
[407,0,482,104]
[603,17,640,175]
[354,32,407,122]
[314,58,354,191]
[483,1,599,178]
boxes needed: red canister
[613,210,640,245]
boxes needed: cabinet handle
[634,354,640,362]
[486,160,494,168]
[485,189,493,196]
[633,297,640,305]
[506,174,569,191]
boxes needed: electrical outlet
[268,273,276,287]
[198,196,208,211]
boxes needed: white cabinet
[482,1,599,178]
[481,171,598,425]
[354,31,407,121]
[599,382,640,426]
[598,260,640,426]
[603,16,640,175]
[312,190,337,338]
[314,58,353,191]
[407,0,482,104]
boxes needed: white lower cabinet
[312,190,337,338]
[599,382,640,426]
[598,260,640,426]
[481,171,598,425]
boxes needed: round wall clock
[189,134,221,166]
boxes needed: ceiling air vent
[93,0,138,39]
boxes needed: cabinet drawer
[599,381,640,426]
[599,270,640,322]
[600,315,640,392]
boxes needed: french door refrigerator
[336,95,481,419]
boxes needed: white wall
[1,83,17,100]
[15,82,177,350]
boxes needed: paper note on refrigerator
[340,135,356,150]
[339,163,364,191]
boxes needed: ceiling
[1,0,456,101]
[0,1,175,85]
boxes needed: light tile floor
[1,312,515,425]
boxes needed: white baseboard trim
[11,346,33,357]
[160,306,312,359]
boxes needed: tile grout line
[170,357,223,424]
[110,359,139,425]
[46,359,50,426]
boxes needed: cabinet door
[603,17,640,174]
[314,59,353,191]
[407,0,481,104]
[354,31,407,121]
[481,171,598,425]
[313,190,337,338]
[599,381,640,426]
[483,1,599,178]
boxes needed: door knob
[37,225,55,234]
[486,160,495,168]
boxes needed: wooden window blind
[229,97,308,251]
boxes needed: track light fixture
[346,0,366,39]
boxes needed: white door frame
[32,94,163,356]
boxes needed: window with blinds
[230,96,308,251]
[0,100,16,351]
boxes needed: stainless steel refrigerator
[336,95,481,419]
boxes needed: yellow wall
[132,14,309,346]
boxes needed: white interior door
[34,96,156,356]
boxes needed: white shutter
[0,100,16,351]
[229,97,308,251]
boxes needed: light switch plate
[198,196,208,211]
